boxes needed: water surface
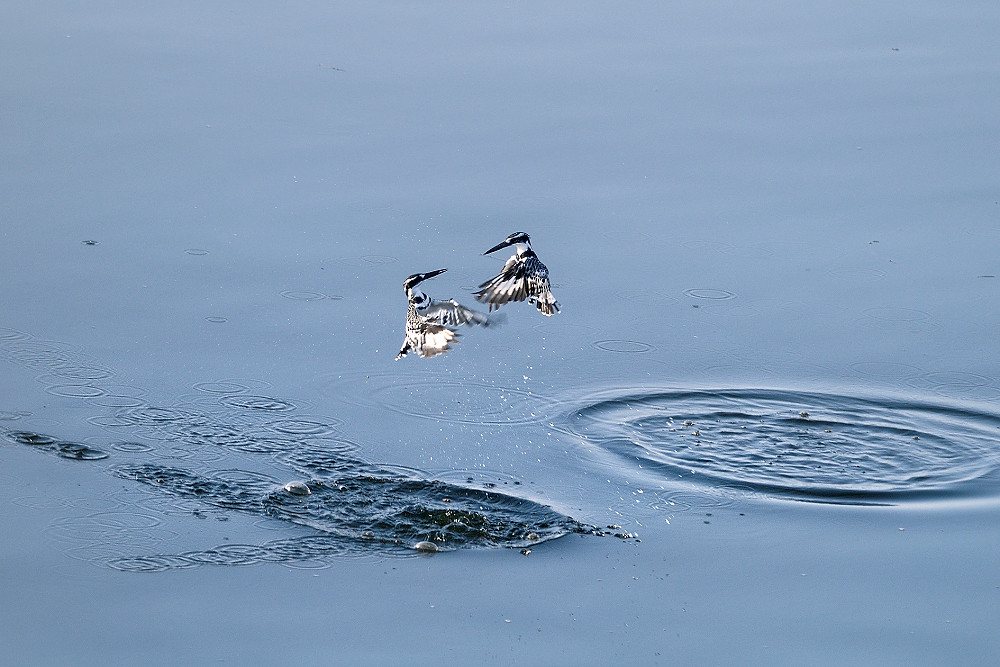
[2,1,999,664]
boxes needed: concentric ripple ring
[559,388,1000,504]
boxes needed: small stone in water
[414,541,439,553]
[283,481,311,496]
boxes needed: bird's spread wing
[474,256,532,311]
[422,299,491,327]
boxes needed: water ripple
[112,459,591,564]
[683,288,736,300]
[280,290,344,302]
[593,339,656,354]
[3,430,109,460]
[219,395,299,412]
[557,388,1000,505]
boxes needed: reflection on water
[559,388,1000,505]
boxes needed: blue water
[3,1,1000,663]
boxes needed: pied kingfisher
[474,232,560,316]
[396,268,493,360]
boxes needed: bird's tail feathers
[533,291,560,316]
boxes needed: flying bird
[474,232,560,316]
[396,268,493,360]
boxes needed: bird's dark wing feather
[474,256,531,311]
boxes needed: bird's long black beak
[482,240,511,256]
[419,268,448,281]
[403,268,447,292]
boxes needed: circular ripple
[280,290,343,301]
[193,378,270,394]
[115,406,199,427]
[220,395,298,412]
[89,394,146,408]
[336,254,399,268]
[55,442,109,460]
[107,554,198,572]
[45,384,105,398]
[43,365,115,380]
[194,381,249,394]
[263,416,342,436]
[683,288,736,300]
[592,339,656,354]
[5,431,58,446]
[4,339,81,371]
[862,307,931,322]
[87,511,163,530]
[113,441,155,453]
[560,388,1000,504]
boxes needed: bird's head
[402,268,447,296]
[483,232,531,256]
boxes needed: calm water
[3,1,999,664]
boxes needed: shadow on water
[555,387,1000,506]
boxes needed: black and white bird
[396,268,493,360]
[474,232,560,316]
